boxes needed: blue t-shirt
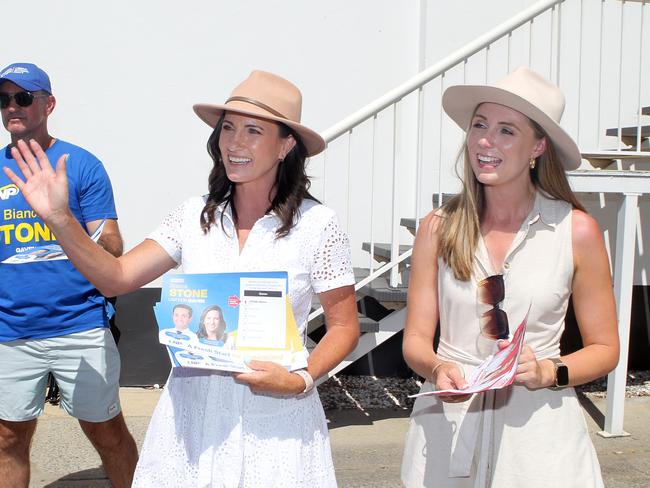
[0,139,118,341]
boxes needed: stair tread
[362,286,408,303]
[400,217,421,230]
[358,315,380,333]
[605,125,650,137]
[353,268,405,285]
[400,197,456,233]
[308,312,381,334]
[352,268,409,302]
[582,149,650,158]
[361,242,412,256]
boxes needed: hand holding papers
[155,272,308,373]
[410,311,528,397]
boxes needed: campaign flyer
[154,272,308,373]
[410,311,528,397]
[1,220,106,264]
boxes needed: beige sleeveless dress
[401,192,603,488]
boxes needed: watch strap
[548,357,569,388]
[294,369,314,394]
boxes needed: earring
[529,157,536,169]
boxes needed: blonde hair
[438,115,585,282]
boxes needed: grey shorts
[0,327,122,422]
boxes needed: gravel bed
[576,369,650,398]
[318,370,650,410]
[319,375,421,411]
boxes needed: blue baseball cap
[0,63,52,94]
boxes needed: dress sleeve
[310,214,355,293]
[146,200,189,264]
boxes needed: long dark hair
[200,113,319,237]
[197,305,227,341]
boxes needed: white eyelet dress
[132,197,355,488]
[401,192,604,488]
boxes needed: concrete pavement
[28,388,650,487]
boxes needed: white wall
[420,0,540,69]
[3,0,648,285]
[1,0,420,254]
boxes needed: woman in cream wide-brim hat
[7,70,359,487]
[400,66,618,487]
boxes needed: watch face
[556,364,569,387]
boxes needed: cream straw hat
[442,66,582,170]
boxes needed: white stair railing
[309,0,649,437]
[311,0,648,294]
[315,0,570,291]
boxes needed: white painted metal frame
[315,308,408,385]
[605,192,638,436]
[312,0,649,435]
[569,170,650,436]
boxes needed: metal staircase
[306,0,650,437]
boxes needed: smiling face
[218,112,296,195]
[466,102,546,190]
[203,310,223,339]
[172,307,192,331]
[0,81,54,142]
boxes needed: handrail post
[390,103,401,288]
[599,192,640,437]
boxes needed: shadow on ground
[327,407,412,429]
[43,467,109,487]
[578,391,606,430]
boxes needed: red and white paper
[410,311,528,397]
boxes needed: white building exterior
[1,0,648,286]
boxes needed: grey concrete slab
[329,409,410,487]
[583,396,650,488]
[29,388,160,487]
[27,388,650,487]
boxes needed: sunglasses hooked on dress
[477,274,510,340]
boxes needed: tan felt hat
[194,70,326,156]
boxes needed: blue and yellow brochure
[154,271,308,372]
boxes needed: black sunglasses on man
[0,91,48,109]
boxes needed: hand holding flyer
[410,310,528,398]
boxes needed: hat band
[226,96,288,120]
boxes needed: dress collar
[208,198,279,226]
[531,190,565,229]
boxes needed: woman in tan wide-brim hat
[6,70,359,487]
[400,66,618,487]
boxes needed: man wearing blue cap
[0,63,137,487]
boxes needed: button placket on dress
[452,196,544,482]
